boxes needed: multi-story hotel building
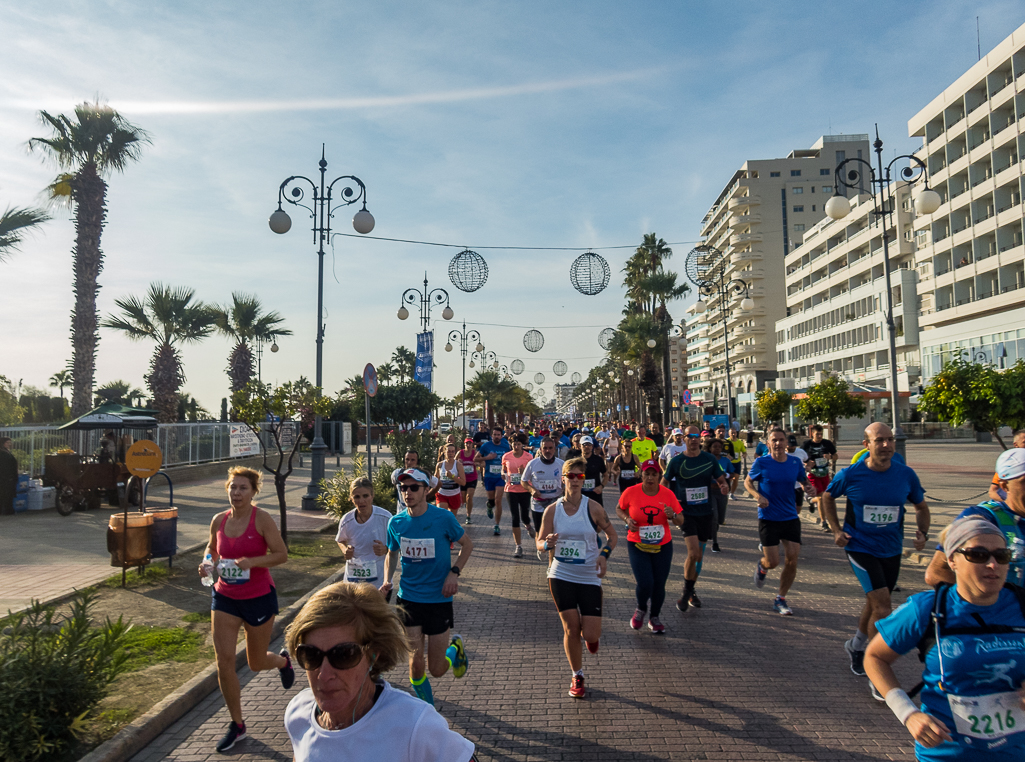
[668,333,687,412]
[688,135,871,414]
[910,22,1025,378]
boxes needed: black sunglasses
[954,546,1013,565]
[294,642,369,671]
[398,484,422,492]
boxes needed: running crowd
[195,420,1025,761]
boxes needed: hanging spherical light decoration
[571,372,582,384]
[447,248,488,293]
[525,382,534,392]
[523,329,544,352]
[511,359,525,375]
[534,372,545,385]
[553,361,567,376]
[569,251,611,295]
[598,328,616,350]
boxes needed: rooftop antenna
[977,17,981,61]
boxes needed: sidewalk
[0,462,354,615]
[129,483,931,762]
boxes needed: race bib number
[509,474,522,485]
[620,470,635,480]
[638,524,665,543]
[488,464,501,475]
[685,486,709,504]
[538,479,560,493]
[400,537,436,561]
[863,505,899,525]
[583,479,596,490]
[814,457,828,468]
[556,539,587,564]
[948,691,1024,742]
[217,559,250,583]
[346,558,377,581]
[464,464,475,475]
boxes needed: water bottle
[201,554,216,587]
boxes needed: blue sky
[1,0,1022,413]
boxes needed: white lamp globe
[825,195,852,220]
[268,209,292,234]
[352,209,376,234]
[914,188,942,216]
[740,297,755,311]
[647,339,657,348]
[475,342,484,353]
[441,306,454,320]
[469,360,475,368]
[628,369,635,376]
[270,342,279,353]
[445,343,453,352]
[695,300,707,314]
[397,306,409,321]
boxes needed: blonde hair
[349,477,373,495]
[284,582,410,680]
[225,466,262,494]
[562,457,586,476]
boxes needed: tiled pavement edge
[129,484,927,762]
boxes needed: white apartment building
[910,22,1025,379]
[553,383,577,415]
[668,334,687,411]
[774,183,920,422]
[689,135,872,413]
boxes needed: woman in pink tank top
[199,466,291,753]
[458,437,478,523]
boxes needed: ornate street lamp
[269,145,375,510]
[825,125,941,458]
[446,321,482,430]
[397,272,454,333]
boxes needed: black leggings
[532,509,544,534]
[627,541,674,617]
[507,492,531,528]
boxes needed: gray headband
[944,517,1006,560]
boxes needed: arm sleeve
[825,469,847,497]
[907,471,925,505]
[408,706,476,762]
[748,458,763,483]
[335,517,348,543]
[874,593,933,656]
[664,489,683,513]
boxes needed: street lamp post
[397,273,454,333]
[269,145,375,511]
[445,322,482,430]
[685,245,754,424]
[255,338,280,384]
[471,349,497,369]
[825,125,942,459]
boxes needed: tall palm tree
[49,369,73,399]
[465,370,520,427]
[93,380,144,406]
[0,206,48,263]
[29,101,150,417]
[376,362,396,384]
[392,346,416,383]
[101,283,215,422]
[212,292,292,393]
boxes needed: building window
[823,186,832,193]
[820,168,831,175]
[793,187,804,194]
[791,170,802,177]
[812,205,816,212]
[793,223,806,232]
[770,171,781,177]
[793,205,804,212]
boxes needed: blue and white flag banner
[414,331,434,430]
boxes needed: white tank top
[438,461,461,496]
[547,496,602,586]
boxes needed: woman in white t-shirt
[284,582,475,762]
[335,478,392,587]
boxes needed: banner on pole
[414,331,434,430]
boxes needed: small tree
[919,359,1025,449]
[0,375,25,425]
[755,388,792,429]
[795,375,867,442]
[232,378,331,543]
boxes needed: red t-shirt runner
[618,484,682,548]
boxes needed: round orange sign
[125,439,163,478]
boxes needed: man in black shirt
[801,424,837,524]
[471,422,490,447]
[578,436,608,506]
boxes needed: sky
[1,0,1023,414]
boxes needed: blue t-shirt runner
[937,500,1025,587]
[479,439,511,487]
[748,454,807,522]
[387,504,465,603]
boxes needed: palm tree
[49,369,73,399]
[212,292,292,393]
[101,283,215,422]
[0,206,48,263]
[29,101,150,417]
[464,370,521,427]
[376,362,397,384]
[93,380,144,406]
[391,346,416,383]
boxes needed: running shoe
[870,681,885,701]
[493,525,501,536]
[526,522,536,539]
[630,609,644,630]
[647,617,666,634]
[411,675,434,705]
[513,545,523,558]
[465,515,472,525]
[754,562,767,588]
[569,674,586,699]
[487,501,494,519]
[278,648,295,689]
[688,593,702,609]
[675,597,690,614]
[215,721,246,753]
[447,634,468,678]
[844,639,866,676]
[711,542,721,553]
[822,524,832,533]
[773,596,793,616]
[585,639,599,654]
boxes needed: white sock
[852,630,869,650]
[573,669,583,677]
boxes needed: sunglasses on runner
[953,546,1013,564]
[398,484,422,492]
[686,433,700,438]
[565,472,586,480]
[294,642,369,670]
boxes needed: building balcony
[729,214,762,229]
[728,195,761,210]
[730,249,764,265]
[733,232,763,244]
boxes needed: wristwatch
[449,565,461,576]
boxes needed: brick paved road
[131,482,932,762]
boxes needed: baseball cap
[700,430,713,437]
[640,458,660,471]
[396,468,431,486]
[463,437,473,443]
[996,448,1025,480]
[672,428,684,435]
[580,436,595,445]
[787,434,798,446]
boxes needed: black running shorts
[846,550,902,594]
[758,518,802,547]
[682,513,716,542]
[548,577,602,617]
[395,597,454,636]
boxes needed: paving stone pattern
[131,481,930,761]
